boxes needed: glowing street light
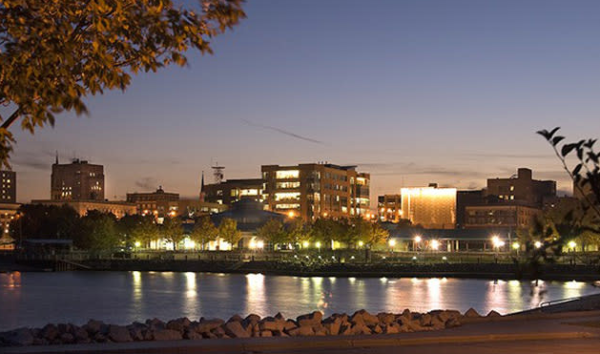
[389,238,396,252]
[358,241,364,248]
[512,242,520,250]
[413,235,422,252]
[302,241,310,249]
[257,240,265,249]
[316,241,321,251]
[431,240,439,251]
[534,241,542,249]
[568,241,577,251]
[288,211,295,218]
[134,241,141,248]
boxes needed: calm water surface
[0,271,598,331]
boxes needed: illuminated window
[275,192,300,201]
[276,170,299,179]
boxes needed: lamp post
[413,235,422,253]
[388,238,396,253]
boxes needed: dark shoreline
[6,257,600,281]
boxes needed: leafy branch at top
[0,0,245,168]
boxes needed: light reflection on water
[0,271,598,331]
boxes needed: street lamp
[414,235,422,252]
[358,241,364,248]
[534,241,542,249]
[568,240,577,251]
[431,240,439,251]
[388,238,396,252]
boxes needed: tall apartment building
[203,178,264,206]
[400,184,457,229]
[0,170,16,203]
[126,187,179,217]
[51,159,104,201]
[486,168,556,207]
[262,163,370,221]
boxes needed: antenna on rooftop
[212,162,225,184]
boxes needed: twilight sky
[9,0,600,203]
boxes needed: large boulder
[40,324,59,341]
[166,318,191,333]
[259,317,284,332]
[296,311,323,328]
[84,319,105,335]
[108,325,132,343]
[377,313,395,326]
[0,328,34,346]
[352,310,379,326]
[224,321,250,338]
[146,318,166,331]
[193,319,224,334]
[322,317,342,336]
[288,326,315,337]
[464,308,481,318]
[152,329,182,341]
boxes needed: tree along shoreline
[8,258,600,281]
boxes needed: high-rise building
[51,159,104,201]
[485,168,556,207]
[262,163,370,221]
[0,170,16,203]
[400,184,457,229]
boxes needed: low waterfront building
[385,226,516,252]
[210,199,288,250]
[0,202,20,250]
[31,200,137,219]
[464,204,541,230]
[177,199,228,218]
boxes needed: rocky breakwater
[0,308,498,347]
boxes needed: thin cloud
[242,119,325,145]
[135,177,158,191]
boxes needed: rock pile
[0,308,497,347]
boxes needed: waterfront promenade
[5,249,600,281]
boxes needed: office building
[262,163,370,221]
[485,168,556,207]
[0,170,16,203]
[203,178,264,206]
[378,194,402,222]
[464,204,541,230]
[126,187,179,217]
[400,184,456,229]
[51,159,104,201]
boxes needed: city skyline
[7,0,600,203]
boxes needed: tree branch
[1,107,22,130]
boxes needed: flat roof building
[51,159,104,201]
[126,187,179,218]
[486,168,556,207]
[203,178,264,206]
[400,184,457,229]
[0,170,16,203]
[262,163,370,221]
